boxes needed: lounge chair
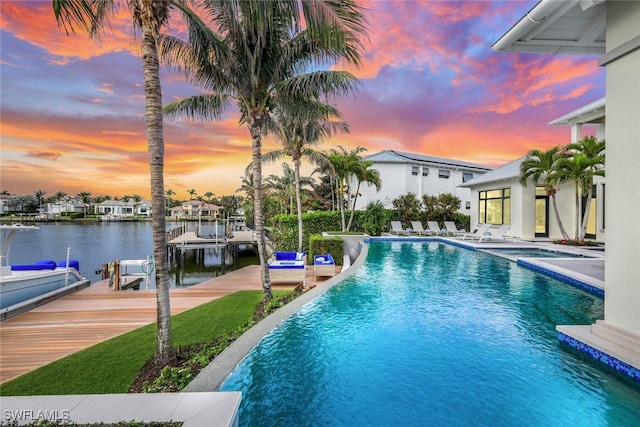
[268,251,306,286]
[427,221,446,236]
[461,223,492,240]
[444,221,467,237]
[478,224,514,243]
[390,221,409,235]
[410,221,430,235]
[313,254,336,280]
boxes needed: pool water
[221,241,640,426]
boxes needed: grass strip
[0,290,289,396]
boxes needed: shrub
[308,234,344,265]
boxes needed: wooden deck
[0,264,338,384]
[167,231,256,247]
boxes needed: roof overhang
[492,0,606,55]
[548,97,606,125]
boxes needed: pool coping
[184,241,370,392]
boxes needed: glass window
[438,169,450,179]
[462,172,474,182]
[478,188,510,225]
[411,166,419,176]
[422,168,429,176]
[535,187,547,196]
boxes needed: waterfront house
[170,200,220,218]
[492,0,640,378]
[96,199,152,218]
[45,198,85,215]
[460,98,606,242]
[351,150,492,211]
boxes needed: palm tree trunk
[550,194,570,240]
[346,181,361,231]
[579,185,593,240]
[574,182,581,241]
[294,158,304,252]
[339,182,346,232]
[140,19,173,363]
[249,116,273,304]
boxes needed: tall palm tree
[564,136,605,240]
[187,188,197,201]
[77,191,92,218]
[53,0,175,362]
[34,190,47,213]
[165,189,175,211]
[519,146,570,240]
[327,146,367,231]
[162,0,367,303]
[263,101,344,251]
[346,160,381,231]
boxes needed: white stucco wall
[353,163,478,212]
[602,1,640,333]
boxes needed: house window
[465,201,471,210]
[438,169,450,179]
[478,188,510,225]
[422,168,429,177]
[411,166,419,176]
[462,172,474,182]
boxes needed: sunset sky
[0,0,605,200]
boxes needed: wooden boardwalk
[0,264,336,384]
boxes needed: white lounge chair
[410,221,429,235]
[444,221,466,236]
[427,221,445,236]
[390,221,409,235]
[461,223,492,240]
[478,224,514,243]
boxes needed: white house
[0,194,13,214]
[45,198,85,215]
[352,150,492,211]
[460,98,606,242]
[96,199,152,217]
[170,200,220,218]
[493,0,640,377]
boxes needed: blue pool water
[221,241,640,426]
[485,248,592,259]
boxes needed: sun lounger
[461,223,492,240]
[269,251,306,286]
[427,221,446,236]
[390,221,409,235]
[444,221,467,236]
[410,221,430,235]
[478,224,514,243]
[313,254,336,280]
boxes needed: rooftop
[365,150,492,171]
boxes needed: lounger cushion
[273,251,305,261]
[314,254,335,265]
[11,260,57,271]
[269,260,305,269]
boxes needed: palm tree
[203,192,214,204]
[53,0,175,363]
[54,191,67,202]
[187,188,197,201]
[346,160,381,231]
[162,0,367,303]
[519,146,570,240]
[165,189,175,212]
[327,146,367,231]
[263,101,344,251]
[77,191,92,218]
[34,190,47,213]
[563,136,605,240]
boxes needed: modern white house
[45,198,85,215]
[96,199,152,217]
[170,200,220,218]
[460,98,606,242]
[493,0,640,378]
[351,150,492,211]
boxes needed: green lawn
[0,290,288,396]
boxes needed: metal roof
[364,150,492,171]
[548,97,606,125]
[492,0,606,55]
[458,157,525,187]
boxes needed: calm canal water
[4,221,257,288]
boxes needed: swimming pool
[221,241,640,426]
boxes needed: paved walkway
[0,265,336,384]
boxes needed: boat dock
[167,230,257,249]
[0,264,337,384]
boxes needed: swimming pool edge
[183,241,370,393]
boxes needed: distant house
[46,198,85,215]
[351,150,492,211]
[460,99,605,242]
[96,199,152,217]
[170,200,220,218]
[0,194,13,214]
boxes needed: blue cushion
[314,254,335,265]
[58,260,80,271]
[11,260,57,271]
